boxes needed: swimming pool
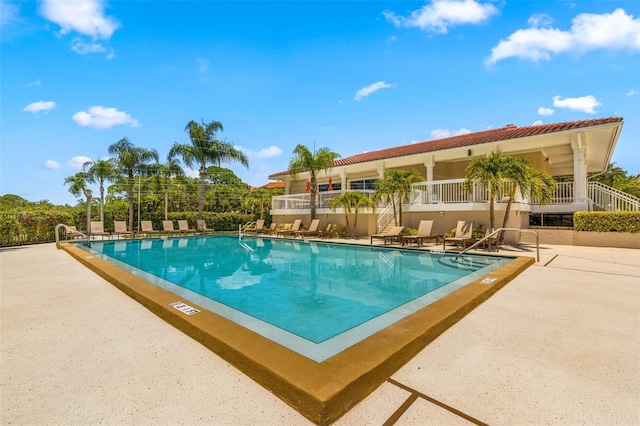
[78,236,511,362]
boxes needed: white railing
[530,181,573,205]
[376,195,397,233]
[271,190,377,211]
[588,181,640,211]
[271,179,639,212]
[411,179,515,204]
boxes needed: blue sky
[1,0,639,205]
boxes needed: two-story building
[268,117,636,237]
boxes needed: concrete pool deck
[1,241,639,424]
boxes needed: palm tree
[243,187,276,220]
[82,158,115,222]
[64,172,92,233]
[155,154,185,220]
[108,137,159,231]
[464,151,507,231]
[169,120,249,219]
[373,177,398,225]
[375,169,423,226]
[328,191,376,238]
[288,144,341,219]
[500,157,556,232]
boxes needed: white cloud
[626,89,640,96]
[537,106,555,116]
[40,0,120,39]
[71,39,106,54]
[196,57,209,74]
[527,13,554,28]
[23,100,56,113]
[354,81,394,101]
[384,0,498,34]
[236,145,283,159]
[44,160,60,169]
[531,120,544,126]
[183,167,199,178]
[552,95,601,114]
[68,156,92,169]
[486,8,640,65]
[429,127,471,139]
[26,79,41,87]
[1,2,20,26]
[72,106,141,129]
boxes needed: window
[349,179,376,191]
[318,183,341,192]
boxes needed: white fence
[271,179,639,212]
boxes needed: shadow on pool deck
[1,241,638,425]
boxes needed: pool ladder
[55,224,91,249]
[238,221,257,238]
[455,228,540,262]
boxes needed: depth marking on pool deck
[169,301,200,315]
[61,241,533,426]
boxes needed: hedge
[574,211,640,233]
[0,211,256,247]
[0,212,74,246]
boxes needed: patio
[1,241,638,424]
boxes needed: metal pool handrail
[454,228,540,262]
[55,224,90,249]
[238,221,257,237]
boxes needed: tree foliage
[170,120,249,219]
[288,144,340,219]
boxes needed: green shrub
[0,211,74,246]
[574,211,640,233]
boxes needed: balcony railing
[271,179,638,213]
[271,190,379,211]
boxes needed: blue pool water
[78,236,511,361]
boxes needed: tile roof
[269,117,623,178]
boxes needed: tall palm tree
[169,120,249,219]
[108,137,159,231]
[82,158,115,222]
[376,169,423,226]
[288,144,341,219]
[64,172,92,233]
[328,191,376,238]
[464,151,507,231]
[155,154,185,220]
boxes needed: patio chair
[162,220,178,236]
[90,221,111,239]
[319,223,333,239]
[277,219,301,238]
[140,220,160,237]
[256,222,277,235]
[480,228,499,252]
[177,220,197,235]
[294,219,320,238]
[370,226,404,245]
[401,220,438,247]
[196,220,214,235]
[245,219,265,235]
[113,221,134,239]
[63,225,84,240]
[443,221,474,250]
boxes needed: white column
[340,170,347,191]
[572,132,587,204]
[425,157,434,203]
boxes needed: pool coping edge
[61,242,534,425]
